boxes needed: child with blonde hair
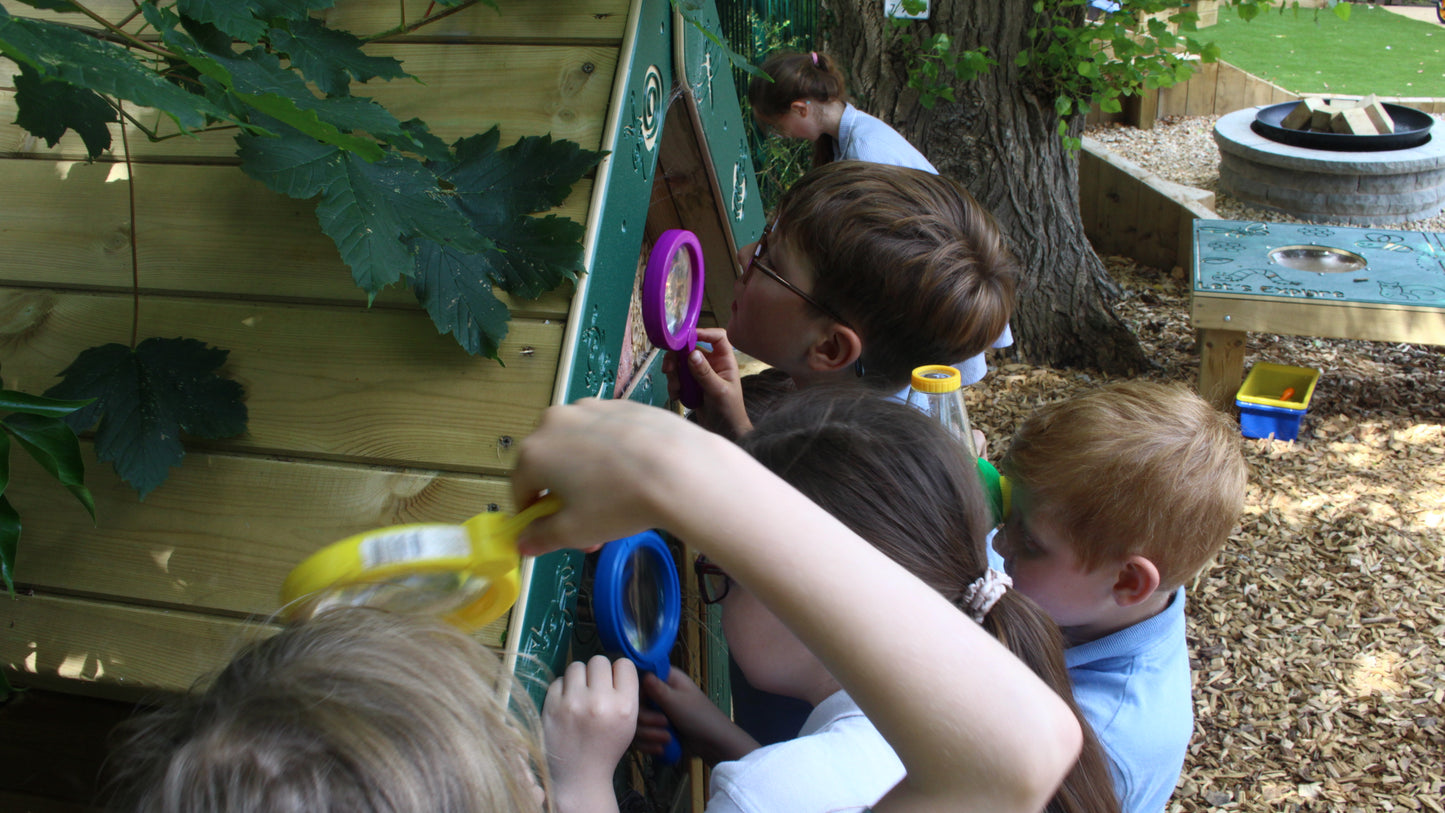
[107,395,1090,813]
[993,381,1249,813]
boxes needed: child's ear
[803,323,862,375]
[790,99,810,118]
[1110,555,1162,607]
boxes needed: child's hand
[636,670,760,766]
[543,655,639,813]
[512,398,732,557]
[663,327,752,439]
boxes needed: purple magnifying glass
[642,230,706,408]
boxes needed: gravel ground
[1086,114,1445,232]
[979,119,1445,811]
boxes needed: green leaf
[268,17,409,97]
[176,0,337,44]
[1331,1,1350,22]
[412,242,514,358]
[0,494,18,595]
[2,413,93,519]
[201,47,410,160]
[0,430,9,498]
[316,151,493,296]
[1054,95,1073,117]
[45,338,247,499]
[178,0,267,43]
[1100,95,1123,114]
[386,118,452,163]
[12,62,115,158]
[0,12,226,132]
[0,388,92,419]
[1200,41,1221,63]
[440,128,604,216]
[236,122,343,198]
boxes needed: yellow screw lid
[910,364,961,393]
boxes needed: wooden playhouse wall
[0,0,628,698]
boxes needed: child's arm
[661,327,752,438]
[514,400,1082,813]
[636,671,761,765]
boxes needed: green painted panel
[513,0,760,712]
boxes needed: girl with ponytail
[747,50,936,173]
[633,387,1120,813]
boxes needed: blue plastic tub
[1236,400,1308,441]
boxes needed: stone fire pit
[1214,106,1445,225]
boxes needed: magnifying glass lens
[309,573,491,618]
[665,250,694,334]
[622,550,666,651]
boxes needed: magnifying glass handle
[644,680,683,765]
[676,358,703,409]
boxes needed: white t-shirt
[706,691,904,813]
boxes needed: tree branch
[363,0,486,42]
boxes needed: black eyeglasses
[694,556,732,604]
[746,218,855,330]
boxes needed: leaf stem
[119,115,140,349]
[51,6,172,59]
[364,0,485,42]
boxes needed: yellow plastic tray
[1236,362,1320,410]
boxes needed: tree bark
[819,0,1150,374]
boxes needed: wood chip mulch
[968,258,1445,812]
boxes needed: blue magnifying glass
[593,530,683,764]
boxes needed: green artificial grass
[1198,3,1445,97]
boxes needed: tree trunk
[819,0,1150,374]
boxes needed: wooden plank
[1094,158,1142,259]
[321,0,630,41]
[0,289,563,472]
[125,44,619,161]
[1191,293,1445,346]
[1214,62,1250,115]
[1158,82,1188,119]
[2,594,270,698]
[1191,61,1219,116]
[7,448,516,624]
[1135,185,1180,271]
[125,163,579,315]
[1197,327,1247,410]
[0,159,134,289]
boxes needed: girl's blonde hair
[107,607,549,813]
[748,50,849,167]
[1003,381,1248,590]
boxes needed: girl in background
[748,50,936,173]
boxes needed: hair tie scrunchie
[962,568,1012,624]
[811,51,819,67]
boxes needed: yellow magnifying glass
[281,496,560,631]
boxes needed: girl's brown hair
[740,388,1121,813]
[106,608,550,813]
[748,50,849,167]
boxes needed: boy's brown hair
[776,161,1019,389]
[1003,381,1248,590]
